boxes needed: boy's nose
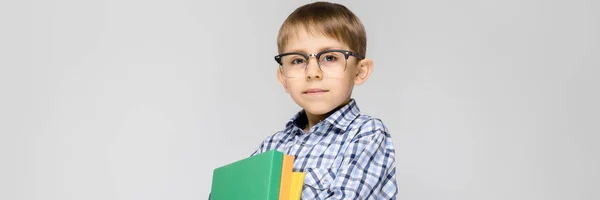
[305,58,323,80]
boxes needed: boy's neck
[302,98,352,133]
[303,112,327,133]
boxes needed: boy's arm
[250,143,263,157]
[251,132,285,156]
[327,121,398,199]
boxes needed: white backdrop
[1,0,598,199]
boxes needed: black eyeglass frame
[274,49,363,66]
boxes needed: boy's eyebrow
[286,46,344,54]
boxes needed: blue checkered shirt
[251,99,398,199]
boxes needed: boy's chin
[300,103,337,116]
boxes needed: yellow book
[278,155,294,200]
[288,172,305,200]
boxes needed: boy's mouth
[303,88,329,94]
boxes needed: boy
[251,1,398,199]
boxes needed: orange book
[289,172,305,200]
[278,155,295,200]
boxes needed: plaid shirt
[251,99,398,199]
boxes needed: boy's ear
[277,68,290,93]
[354,58,373,85]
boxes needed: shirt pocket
[303,167,335,191]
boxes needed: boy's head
[275,2,373,116]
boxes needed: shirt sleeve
[251,131,286,157]
[250,141,264,157]
[327,119,398,199]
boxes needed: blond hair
[277,2,367,58]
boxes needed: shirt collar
[286,99,361,132]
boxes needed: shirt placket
[285,127,303,156]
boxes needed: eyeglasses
[274,49,363,79]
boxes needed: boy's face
[277,28,373,116]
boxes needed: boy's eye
[320,53,340,63]
[291,58,306,65]
[324,55,336,61]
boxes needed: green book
[210,150,284,200]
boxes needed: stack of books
[210,150,305,200]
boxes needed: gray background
[1,0,598,199]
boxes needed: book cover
[289,172,305,200]
[210,150,284,200]
[278,155,295,200]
